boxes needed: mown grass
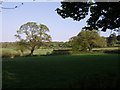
[1,48,19,58]
[2,54,120,88]
[1,48,53,58]
[1,47,119,58]
[33,49,53,55]
[93,47,119,50]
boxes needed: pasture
[1,48,53,58]
[1,47,119,58]
[2,54,119,88]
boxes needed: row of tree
[68,30,120,51]
[1,22,119,56]
[55,2,120,51]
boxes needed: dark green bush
[51,50,71,55]
[51,50,95,55]
[104,50,120,54]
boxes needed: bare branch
[0,2,23,10]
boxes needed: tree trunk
[88,44,93,52]
[88,48,92,52]
[82,46,87,51]
[30,46,35,56]
[88,46,92,52]
[19,50,24,56]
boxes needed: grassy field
[2,54,119,88]
[1,48,53,58]
[93,47,119,50]
[1,47,119,58]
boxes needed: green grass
[93,47,119,50]
[33,49,53,55]
[1,47,119,58]
[3,54,119,88]
[1,48,19,58]
[1,48,53,58]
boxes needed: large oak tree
[70,30,107,51]
[15,22,51,56]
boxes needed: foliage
[15,22,51,56]
[48,42,68,49]
[107,33,117,47]
[2,48,19,58]
[15,39,28,56]
[56,2,120,32]
[56,2,90,21]
[117,35,120,41]
[51,50,71,55]
[1,42,16,48]
[70,30,107,51]
[49,43,57,49]
[69,36,82,51]
[1,42,8,48]
[63,41,72,48]
[1,48,53,58]
[95,36,107,48]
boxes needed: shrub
[51,49,96,55]
[51,50,71,55]
[46,51,51,55]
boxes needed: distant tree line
[1,33,120,51]
[68,30,120,52]
[1,22,120,57]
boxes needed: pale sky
[1,1,114,42]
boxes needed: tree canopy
[15,22,51,56]
[69,30,107,51]
[107,33,117,46]
[56,2,120,32]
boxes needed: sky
[1,1,114,42]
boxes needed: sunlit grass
[1,48,53,57]
[93,47,119,50]
[33,49,53,55]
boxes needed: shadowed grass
[2,54,119,88]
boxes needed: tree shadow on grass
[49,50,71,56]
[2,71,21,88]
[104,50,120,54]
[68,73,120,88]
